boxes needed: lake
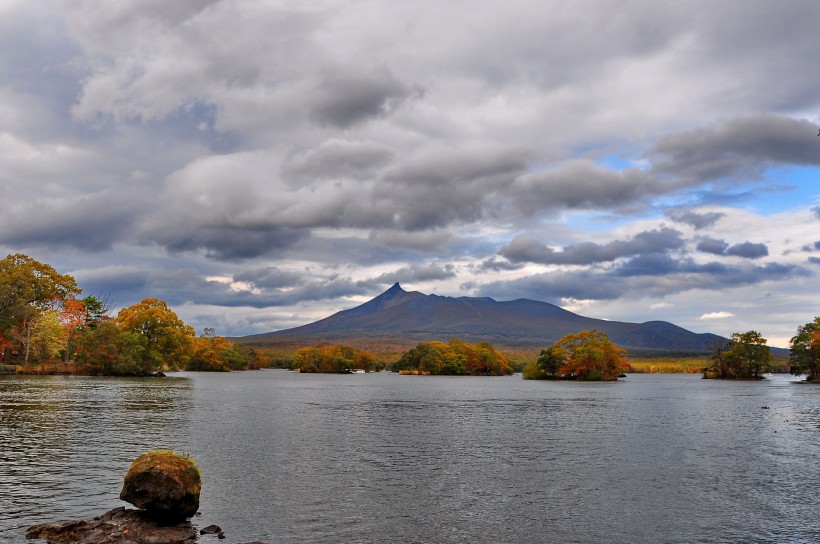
[1,371,818,543]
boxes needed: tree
[393,339,512,376]
[727,331,771,378]
[292,345,377,373]
[61,298,88,362]
[790,317,820,380]
[526,330,629,381]
[31,309,66,362]
[706,337,733,378]
[522,346,564,379]
[74,321,148,375]
[186,334,258,371]
[0,254,80,361]
[80,295,110,327]
[0,253,80,333]
[705,331,771,379]
[115,298,195,371]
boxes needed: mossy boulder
[120,450,201,521]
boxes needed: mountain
[241,282,727,355]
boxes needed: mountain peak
[386,282,405,294]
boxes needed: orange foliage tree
[187,334,258,371]
[293,345,377,373]
[394,339,512,376]
[525,330,629,381]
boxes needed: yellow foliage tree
[115,298,195,371]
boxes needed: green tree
[727,330,771,378]
[115,298,195,371]
[80,295,110,327]
[790,317,820,380]
[74,321,148,375]
[705,331,771,379]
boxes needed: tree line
[3,253,817,380]
[0,254,257,374]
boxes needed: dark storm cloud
[647,114,820,182]
[367,230,452,253]
[696,237,730,256]
[696,237,769,259]
[500,228,684,265]
[376,145,529,230]
[506,161,661,215]
[812,207,820,220]
[281,139,394,181]
[479,258,525,272]
[78,265,371,310]
[478,260,804,302]
[0,191,144,251]
[667,210,725,230]
[725,242,769,259]
[311,68,423,128]
[233,267,303,290]
[71,266,152,306]
[369,263,456,286]
[156,226,306,261]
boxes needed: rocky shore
[24,450,269,544]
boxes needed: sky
[1,0,818,348]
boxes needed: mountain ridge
[241,282,740,355]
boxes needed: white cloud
[699,311,735,320]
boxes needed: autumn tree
[394,339,512,376]
[790,317,820,381]
[74,321,148,375]
[187,332,258,371]
[524,330,629,381]
[115,298,195,371]
[293,345,376,373]
[0,254,80,360]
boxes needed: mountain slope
[242,282,726,354]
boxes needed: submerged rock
[25,507,197,544]
[120,450,201,521]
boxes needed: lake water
[1,371,819,543]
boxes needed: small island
[788,317,820,382]
[392,339,512,376]
[522,329,630,381]
[702,331,771,379]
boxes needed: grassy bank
[627,357,706,374]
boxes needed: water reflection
[0,375,193,537]
[3,372,820,543]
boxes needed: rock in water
[120,450,201,520]
[25,507,197,544]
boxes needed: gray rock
[25,507,197,544]
[200,524,221,535]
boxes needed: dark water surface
[1,372,819,543]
